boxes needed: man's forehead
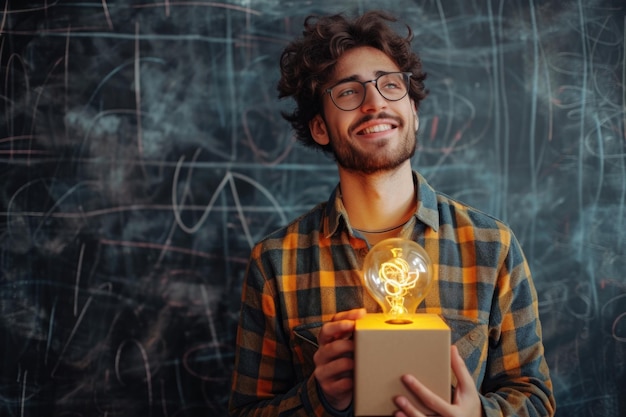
[331,46,400,80]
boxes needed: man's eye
[337,88,358,97]
[383,82,401,89]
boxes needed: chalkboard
[1,1,624,416]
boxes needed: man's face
[309,46,418,175]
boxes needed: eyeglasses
[324,72,412,111]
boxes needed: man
[229,10,555,417]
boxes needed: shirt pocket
[441,314,488,386]
[291,322,323,380]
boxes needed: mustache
[349,112,404,133]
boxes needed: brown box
[354,313,451,416]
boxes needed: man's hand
[313,308,366,411]
[393,345,482,417]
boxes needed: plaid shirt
[229,171,555,417]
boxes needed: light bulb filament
[379,254,420,316]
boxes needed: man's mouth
[358,124,394,135]
[353,114,402,136]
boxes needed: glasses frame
[324,71,413,111]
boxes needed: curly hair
[277,10,428,154]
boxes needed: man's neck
[338,162,416,234]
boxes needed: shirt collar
[323,170,440,238]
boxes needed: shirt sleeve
[228,244,344,417]
[479,233,556,417]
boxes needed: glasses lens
[377,73,409,101]
[331,81,365,111]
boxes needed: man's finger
[332,308,366,321]
[450,345,475,397]
[317,308,366,345]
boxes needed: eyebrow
[328,70,394,88]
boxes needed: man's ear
[309,114,330,146]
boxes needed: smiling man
[229,11,555,417]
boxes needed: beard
[328,113,417,175]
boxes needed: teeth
[362,124,392,134]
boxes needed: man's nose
[360,81,388,112]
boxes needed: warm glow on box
[354,313,451,416]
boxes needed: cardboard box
[354,313,451,416]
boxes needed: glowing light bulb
[362,238,433,324]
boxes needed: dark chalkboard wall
[1,1,625,416]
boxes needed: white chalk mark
[114,339,153,409]
[6,178,90,243]
[0,0,9,35]
[134,21,143,156]
[614,312,626,342]
[155,149,202,268]
[64,26,69,139]
[20,369,27,417]
[74,243,86,316]
[229,172,254,248]
[101,0,113,30]
[174,359,186,406]
[486,1,506,220]
[575,0,590,263]
[26,56,65,164]
[601,293,626,342]
[160,379,169,417]
[172,159,288,247]
[172,154,287,242]
[620,15,626,251]
[132,1,261,16]
[200,285,222,363]
[45,298,57,365]
[51,297,93,377]
[84,58,165,109]
[171,155,225,235]
[527,0,541,259]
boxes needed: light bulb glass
[362,238,433,324]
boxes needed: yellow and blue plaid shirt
[229,171,555,417]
